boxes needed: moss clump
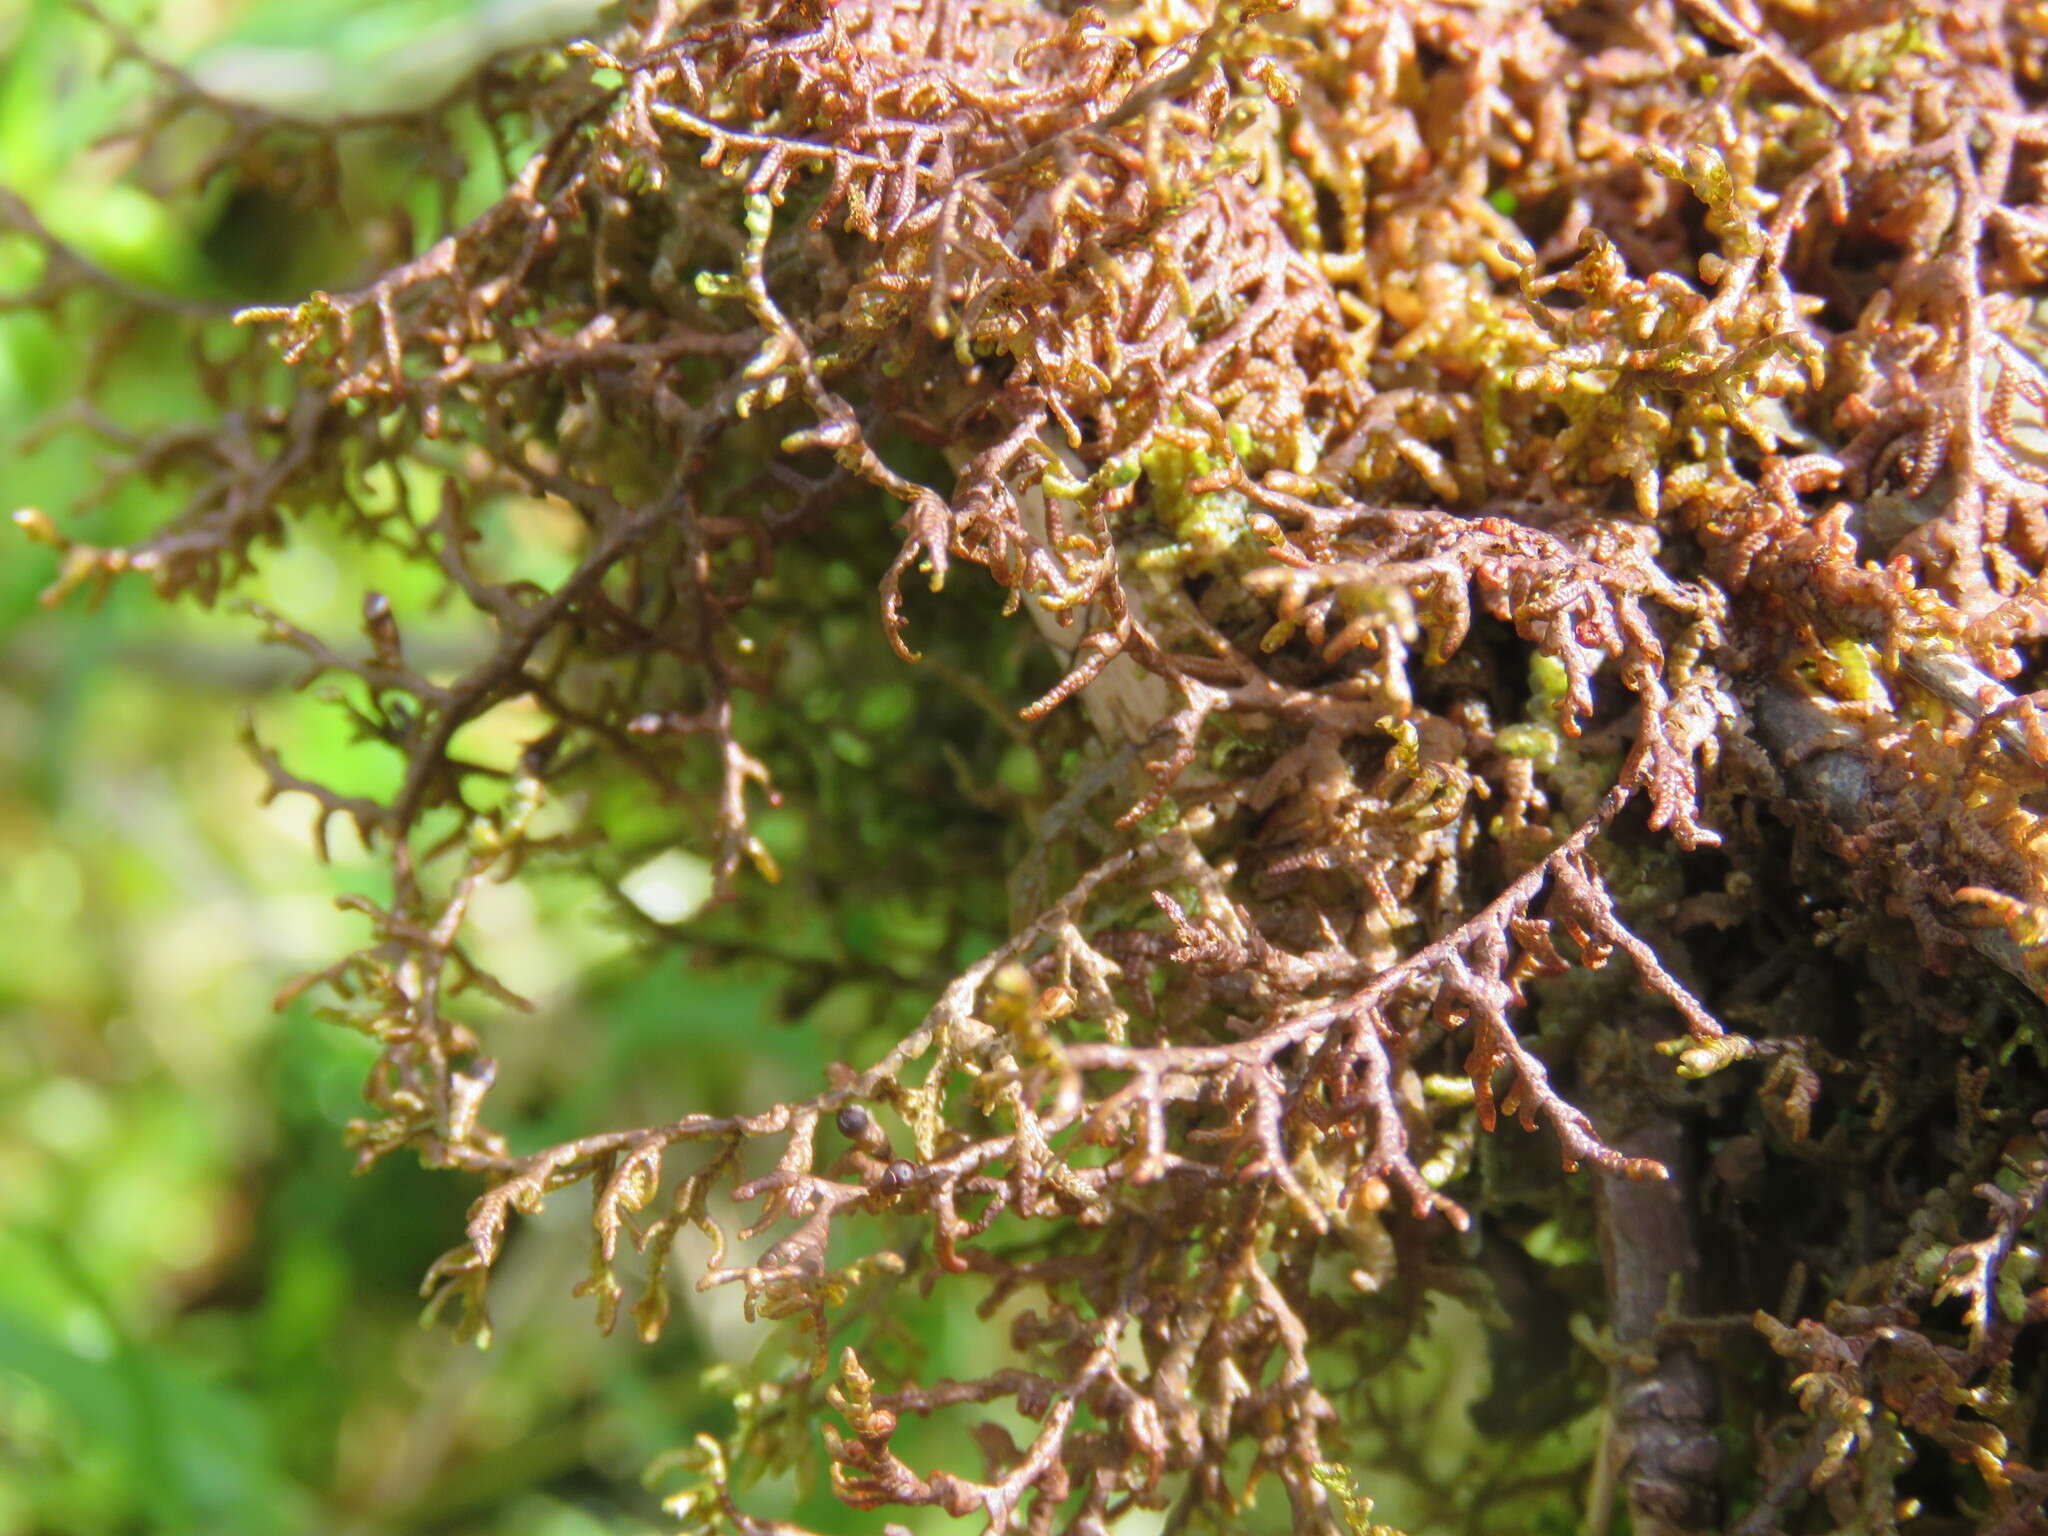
[11,0,2048,1532]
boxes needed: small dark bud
[362,590,402,664]
[520,728,564,778]
[880,1158,918,1193]
[837,1103,892,1156]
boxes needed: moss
[15,0,2048,1530]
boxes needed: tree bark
[1594,1108,1722,1536]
